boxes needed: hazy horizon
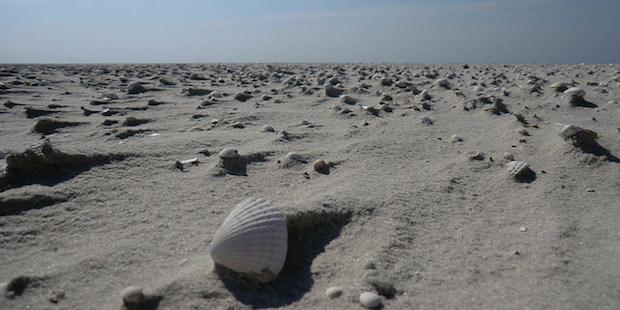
[1,0,619,64]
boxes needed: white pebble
[359,292,381,309]
[325,286,343,298]
[520,226,528,232]
[451,134,462,142]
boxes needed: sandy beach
[0,63,618,309]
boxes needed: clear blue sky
[1,0,618,63]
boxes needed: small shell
[210,198,288,283]
[466,150,484,160]
[549,82,569,92]
[558,124,584,140]
[219,147,238,159]
[563,87,585,97]
[313,159,329,173]
[359,292,382,309]
[503,152,515,161]
[340,95,357,104]
[506,160,530,177]
[121,286,144,305]
[325,286,343,298]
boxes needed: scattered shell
[340,95,357,105]
[420,116,433,125]
[313,159,330,174]
[121,285,145,305]
[549,82,569,92]
[558,124,583,139]
[451,134,463,142]
[127,82,147,94]
[466,150,484,160]
[364,261,376,270]
[563,87,585,97]
[434,78,449,87]
[506,160,530,178]
[262,125,275,132]
[520,226,528,232]
[231,122,245,129]
[175,158,198,170]
[325,286,343,299]
[234,92,252,101]
[210,197,288,283]
[419,89,432,100]
[359,292,382,309]
[556,123,598,146]
[219,148,238,159]
[285,152,305,162]
[503,152,515,161]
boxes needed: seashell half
[210,197,288,283]
[506,160,530,178]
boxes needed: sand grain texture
[0,63,619,309]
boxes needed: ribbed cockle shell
[210,197,288,283]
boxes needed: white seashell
[434,78,449,87]
[285,152,305,162]
[359,292,382,308]
[563,87,585,97]
[210,197,288,283]
[325,286,343,298]
[549,81,569,92]
[121,285,144,305]
[506,160,530,177]
[219,147,238,159]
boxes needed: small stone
[451,134,463,142]
[219,148,238,159]
[359,292,382,309]
[262,125,275,132]
[364,261,376,270]
[519,129,530,136]
[121,285,144,305]
[520,226,528,232]
[325,286,343,299]
[503,152,515,161]
[586,188,595,192]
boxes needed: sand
[0,63,618,309]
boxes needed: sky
[0,0,619,64]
